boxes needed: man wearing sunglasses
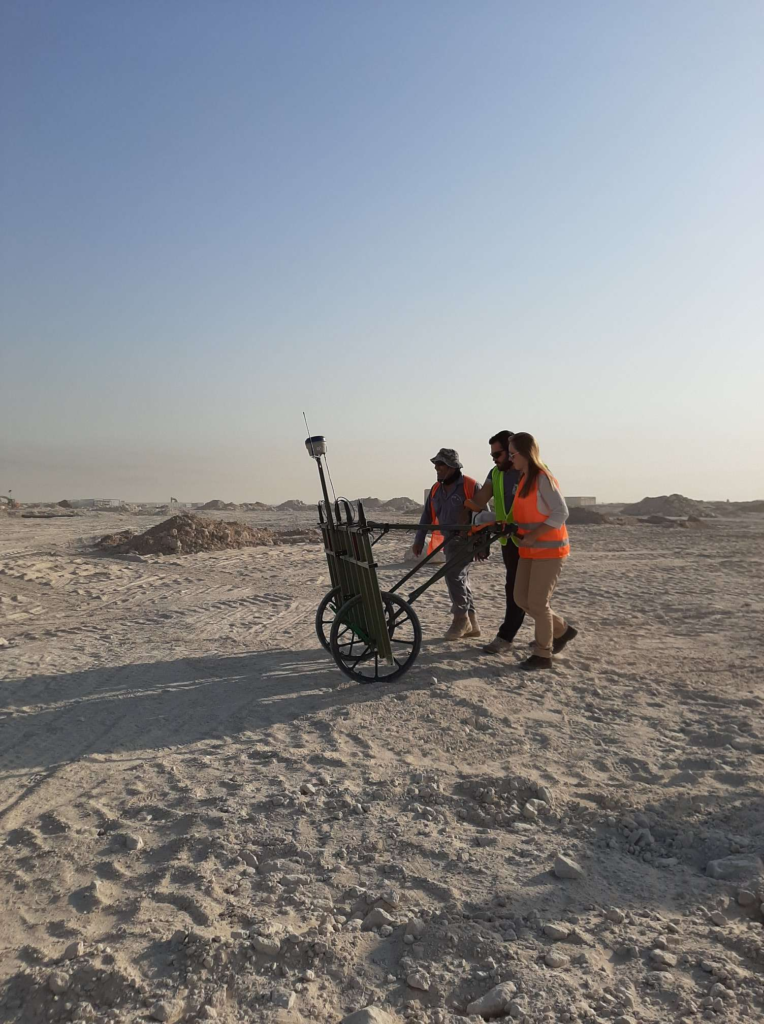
[465,430,525,654]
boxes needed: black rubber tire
[315,586,341,652]
[329,591,421,684]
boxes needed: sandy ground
[1,509,764,1024]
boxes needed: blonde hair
[511,432,548,498]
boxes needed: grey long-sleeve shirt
[535,473,569,528]
[415,472,473,547]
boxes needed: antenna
[303,412,315,457]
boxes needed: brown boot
[520,654,553,671]
[553,625,578,653]
[483,634,513,655]
[444,614,470,640]
[464,611,481,638]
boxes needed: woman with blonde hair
[507,432,577,669]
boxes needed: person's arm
[412,490,433,554]
[536,474,569,528]
[465,478,494,513]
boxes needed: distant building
[566,496,596,507]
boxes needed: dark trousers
[498,541,525,642]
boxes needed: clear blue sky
[2,1,763,503]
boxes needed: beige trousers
[513,557,567,659]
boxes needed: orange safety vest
[511,472,570,560]
[427,476,477,555]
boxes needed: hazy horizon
[4,432,762,509]
[3,2,763,507]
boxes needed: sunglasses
[490,450,508,460]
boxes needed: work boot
[464,611,481,638]
[444,614,470,640]
[519,654,553,671]
[482,634,514,655]
[553,625,578,654]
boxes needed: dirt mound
[96,513,278,556]
[201,499,239,510]
[567,506,611,525]
[277,499,310,511]
[382,496,422,513]
[96,514,320,556]
[729,500,764,514]
[57,499,72,508]
[621,493,708,517]
[240,501,273,511]
[356,496,385,508]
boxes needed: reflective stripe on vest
[491,467,518,547]
[427,476,477,555]
[510,472,570,560]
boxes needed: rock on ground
[553,853,584,879]
[466,980,517,1016]
[706,855,764,881]
[341,1009,399,1024]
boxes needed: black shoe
[553,626,578,654]
[520,655,553,671]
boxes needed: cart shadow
[0,641,509,779]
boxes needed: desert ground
[1,506,764,1024]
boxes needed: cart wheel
[317,586,395,653]
[329,592,421,684]
[315,586,341,651]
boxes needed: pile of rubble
[381,496,422,513]
[95,514,318,556]
[566,506,612,525]
[277,499,311,512]
[621,493,713,518]
[201,499,239,510]
[354,497,421,513]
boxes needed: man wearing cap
[413,448,481,640]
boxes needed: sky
[2,0,763,505]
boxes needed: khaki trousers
[513,557,567,659]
